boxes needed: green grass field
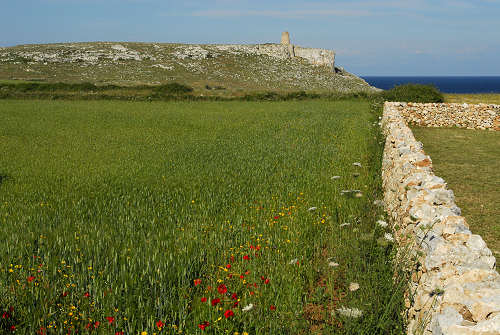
[0,100,405,334]
[444,93,500,104]
[412,127,500,259]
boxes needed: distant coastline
[362,76,500,94]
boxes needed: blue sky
[1,0,499,75]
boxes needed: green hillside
[0,42,376,97]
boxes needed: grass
[444,93,500,104]
[0,99,406,334]
[411,127,500,259]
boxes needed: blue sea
[361,76,500,93]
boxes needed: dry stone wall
[381,102,500,334]
[394,103,500,131]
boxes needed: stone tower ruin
[281,31,291,45]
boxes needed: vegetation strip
[382,102,500,334]
[0,100,405,334]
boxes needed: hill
[0,42,377,97]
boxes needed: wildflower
[194,279,201,286]
[201,297,207,302]
[349,283,360,292]
[156,320,165,329]
[270,305,276,311]
[61,291,68,297]
[239,274,244,279]
[27,276,35,282]
[94,321,100,328]
[289,258,298,265]
[242,304,254,312]
[198,321,209,330]
[211,298,221,306]
[308,207,317,211]
[115,332,124,335]
[233,301,239,307]
[226,264,231,269]
[355,192,363,198]
[10,325,15,332]
[377,220,388,228]
[218,284,227,295]
[353,162,362,167]
[264,278,270,284]
[2,312,10,319]
[231,293,238,300]
[141,332,148,335]
[106,316,115,324]
[328,261,339,267]
[384,233,394,242]
[243,332,249,335]
[243,255,250,260]
[84,292,90,298]
[331,176,341,180]
[224,310,234,318]
[340,222,351,227]
[336,306,363,318]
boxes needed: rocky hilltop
[0,42,376,95]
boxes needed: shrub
[153,83,193,95]
[382,84,444,103]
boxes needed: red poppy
[239,275,244,279]
[194,279,202,286]
[85,323,91,329]
[260,276,265,281]
[61,291,68,297]
[211,298,220,306]
[106,317,115,324]
[27,276,35,282]
[201,297,207,302]
[2,312,9,319]
[225,264,231,269]
[230,255,235,262]
[250,291,255,295]
[94,321,100,329]
[274,216,280,219]
[253,283,258,288]
[37,327,46,335]
[115,332,124,335]
[245,270,250,275]
[198,321,210,330]
[265,278,270,284]
[270,305,276,311]
[231,293,238,300]
[156,320,165,329]
[224,310,234,318]
[243,255,250,260]
[250,245,255,250]
[217,284,227,295]
[233,301,239,307]
[84,292,90,298]
[10,325,15,332]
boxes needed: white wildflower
[242,304,254,312]
[336,306,363,318]
[328,261,339,267]
[353,162,362,167]
[349,283,360,292]
[377,220,388,228]
[384,233,394,242]
[289,258,298,265]
[308,207,317,211]
[340,222,351,228]
[331,176,341,180]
